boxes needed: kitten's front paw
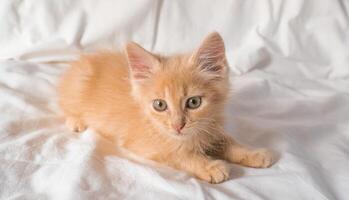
[66,117,87,133]
[196,160,230,184]
[249,149,273,168]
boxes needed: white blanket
[1,0,348,199]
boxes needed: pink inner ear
[194,32,226,75]
[198,48,225,72]
[194,32,226,77]
[127,56,151,79]
[126,42,158,80]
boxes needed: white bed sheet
[0,0,349,199]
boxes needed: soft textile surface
[1,0,349,199]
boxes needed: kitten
[58,32,273,183]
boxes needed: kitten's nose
[172,123,185,133]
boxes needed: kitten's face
[126,32,229,138]
[140,59,228,138]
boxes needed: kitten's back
[58,52,143,137]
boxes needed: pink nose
[172,123,185,133]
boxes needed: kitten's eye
[186,96,202,109]
[153,99,167,111]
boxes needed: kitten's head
[126,32,230,138]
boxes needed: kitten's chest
[202,138,228,158]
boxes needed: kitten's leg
[166,154,230,184]
[65,116,87,133]
[224,139,273,168]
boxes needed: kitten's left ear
[190,32,227,79]
[126,42,160,81]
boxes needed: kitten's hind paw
[65,117,87,133]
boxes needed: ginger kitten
[58,32,273,183]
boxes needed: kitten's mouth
[175,130,183,135]
[170,129,184,135]
[170,127,191,138]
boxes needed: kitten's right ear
[126,42,159,80]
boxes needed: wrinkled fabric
[0,0,348,199]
